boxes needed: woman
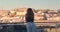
[25,8,37,32]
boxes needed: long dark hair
[25,8,34,21]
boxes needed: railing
[34,22,60,32]
[0,22,60,32]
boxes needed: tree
[44,9,50,13]
[58,9,60,14]
[33,9,39,13]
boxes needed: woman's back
[25,8,34,22]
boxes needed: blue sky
[0,0,60,10]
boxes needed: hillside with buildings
[0,8,60,23]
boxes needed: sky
[0,0,60,10]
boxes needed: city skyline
[0,0,60,10]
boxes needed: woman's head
[27,8,33,13]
